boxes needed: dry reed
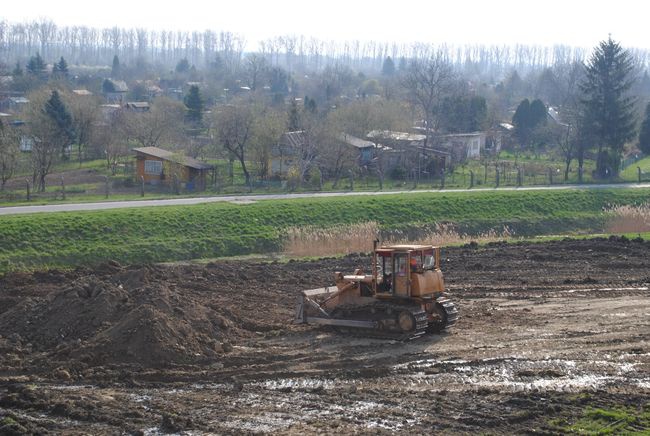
[282,221,513,257]
[605,204,650,234]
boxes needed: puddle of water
[391,356,646,393]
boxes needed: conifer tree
[580,37,637,177]
[184,85,204,125]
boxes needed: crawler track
[331,302,429,341]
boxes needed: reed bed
[282,222,513,257]
[605,204,650,233]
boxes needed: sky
[3,0,649,51]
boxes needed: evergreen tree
[44,90,75,158]
[304,96,317,114]
[102,78,116,94]
[639,102,650,154]
[56,56,68,76]
[184,85,203,125]
[26,52,46,75]
[580,37,637,177]
[512,98,531,145]
[512,98,547,147]
[270,67,289,95]
[381,56,395,76]
[12,62,23,77]
[288,99,300,131]
[111,55,121,78]
[176,58,190,74]
[529,99,548,127]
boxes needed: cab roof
[377,244,437,252]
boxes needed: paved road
[1,183,650,215]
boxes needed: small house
[125,101,150,112]
[270,131,308,177]
[133,146,213,191]
[439,132,486,161]
[102,79,128,104]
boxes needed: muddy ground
[0,237,649,434]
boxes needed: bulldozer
[295,241,458,340]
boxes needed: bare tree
[25,89,62,191]
[252,107,286,179]
[92,109,129,175]
[402,53,456,147]
[0,119,20,190]
[212,100,255,190]
[243,54,268,91]
[63,91,101,165]
[123,97,186,148]
[326,100,409,189]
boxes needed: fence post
[469,170,474,188]
[60,176,66,200]
[495,168,500,188]
[141,176,145,197]
[548,168,553,185]
[517,168,522,187]
[25,179,30,201]
[638,166,642,183]
[104,176,109,199]
[440,168,445,189]
[349,170,354,191]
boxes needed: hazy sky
[3,0,648,50]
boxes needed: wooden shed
[133,147,213,191]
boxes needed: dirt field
[0,237,649,434]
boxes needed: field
[2,187,650,273]
[0,238,649,434]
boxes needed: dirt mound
[0,265,253,368]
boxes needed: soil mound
[0,266,251,368]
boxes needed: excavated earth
[0,237,649,434]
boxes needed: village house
[367,130,450,174]
[269,131,309,177]
[133,146,213,191]
[438,132,486,161]
[125,101,150,112]
[339,133,376,166]
[102,79,129,104]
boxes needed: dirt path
[0,238,649,434]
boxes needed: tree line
[3,19,650,76]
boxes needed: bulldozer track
[436,296,459,329]
[331,302,429,341]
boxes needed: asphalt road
[1,182,650,215]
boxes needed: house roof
[106,79,128,92]
[133,147,213,170]
[126,101,150,109]
[339,133,375,149]
[440,132,484,138]
[73,89,93,96]
[367,130,426,142]
[281,131,306,148]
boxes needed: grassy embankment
[550,403,650,434]
[1,188,650,273]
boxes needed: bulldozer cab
[375,245,441,297]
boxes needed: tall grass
[606,204,650,233]
[282,221,513,257]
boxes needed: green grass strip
[1,188,649,273]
